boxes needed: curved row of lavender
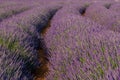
[45,2,120,80]
[85,3,120,32]
[0,4,34,22]
[110,3,120,13]
[0,2,62,80]
[0,1,22,8]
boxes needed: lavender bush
[0,1,20,8]
[110,3,120,13]
[85,3,120,32]
[0,3,34,22]
[44,4,120,80]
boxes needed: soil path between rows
[36,21,51,80]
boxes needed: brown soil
[41,21,51,37]
[35,21,51,80]
[36,78,46,80]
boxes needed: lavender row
[0,1,20,8]
[0,3,34,22]
[48,3,91,36]
[0,37,39,80]
[44,5,120,80]
[0,4,62,33]
[0,4,62,54]
[85,3,120,32]
[0,4,62,79]
[110,3,120,13]
[0,26,41,80]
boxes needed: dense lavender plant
[85,3,120,32]
[110,3,120,13]
[0,1,20,8]
[0,4,62,33]
[45,6,120,79]
[0,28,40,80]
[0,3,33,22]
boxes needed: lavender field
[0,0,120,80]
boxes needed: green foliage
[0,37,4,44]
[0,36,28,58]
[79,57,85,64]
[7,41,19,51]
[101,46,105,53]
[90,73,97,80]
[53,72,59,80]
[97,65,104,78]
[109,57,118,69]
[0,37,19,51]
